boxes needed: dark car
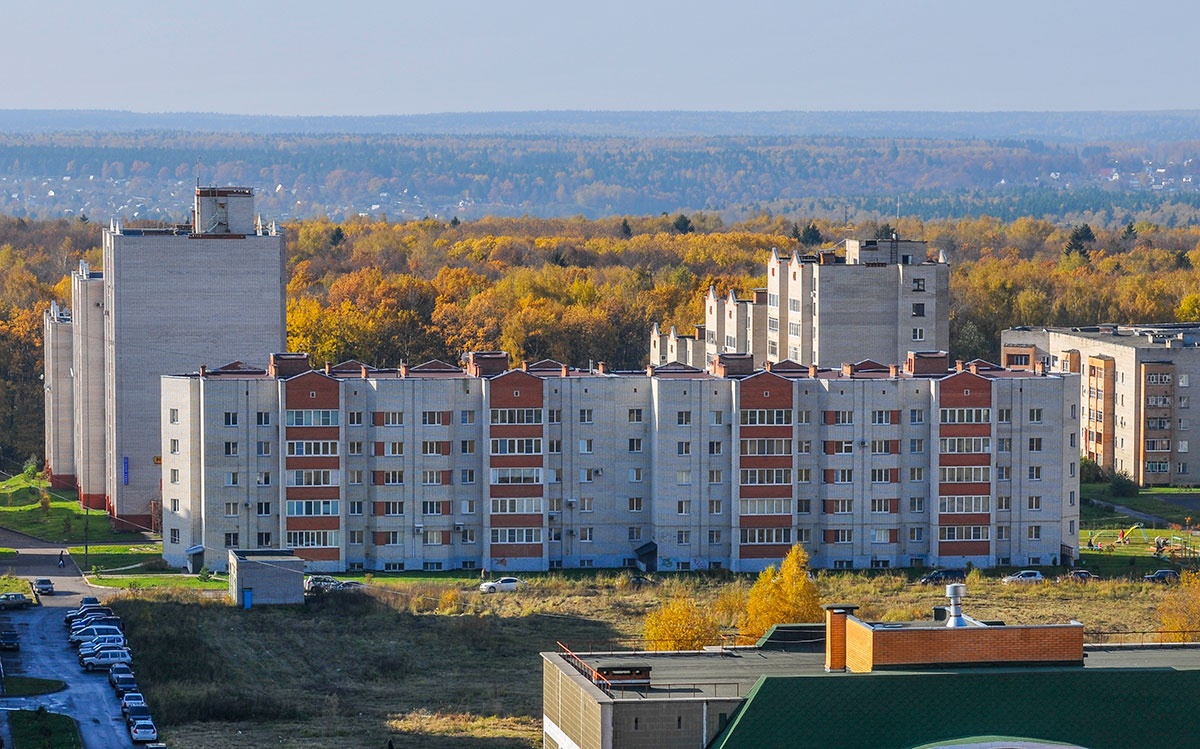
[72,615,122,632]
[0,593,33,610]
[125,704,152,727]
[0,630,19,650]
[112,675,139,697]
[1058,569,1101,583]
[917,569,966,585]
[1144,569,1181,584]
[628,575,659,588]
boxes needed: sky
[8,0,1199,115]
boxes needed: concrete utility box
[227,549,305,607]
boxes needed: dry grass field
[106,569,1180,748]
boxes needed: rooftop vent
[945,583,967,628]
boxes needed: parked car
[66,606,112,624]
[72,615,121,633]
[917,569,966,585]
[130,720,158,742]
[0,592,33,610]
[1001,570,1046,584]
[335,580,366,591]
[77,596,100,607]
[79,642,128,660]
[1058,569,1101,583]
[479,576,523,593]
[33,578,54,595]
[80,648,132,671]
[628,575,659,588]
[125,704,152,727]
[78,634,125,653]
[304,575,339,593]
[69,625,123,646]
[120,692,146,715]
[112,674,139,696]
[0,630,19,650]
[109,663,134,686]
[1145,569,1181,584]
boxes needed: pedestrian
[387,739,394,749]
[58,550,65,568]
[480,567,488,582]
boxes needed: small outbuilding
[227,549,305,607]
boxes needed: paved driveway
[0,529,135,748]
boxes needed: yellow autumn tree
[643,596,720,651]
[1160,571,1200,642]
[738,544,822,642]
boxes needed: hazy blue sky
[9,0,1198,115]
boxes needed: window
[871,529,892,544]
[710,410,725,426]
[797,468,812,483]
[224,502,238,517]
[798,440,811,454]
[348,441,363,456]
[347,470,362,485]
[939,495,990,513]
[348,530,363,545]
[578,439,594,454]
[383,470,404,485]
[421,441,445,456]
[256,471,272,487]
[348,411,362,426]
[1028,408,1043,423]
[224,441,238,457]
[254,532,271,548]
[997,495,1011,511]
[872,410,891,425]
[676,441,691,456]
[169,408,179,424]
[909,527,924,542]
[833,440,854,454]
[422,500,444,515]
[382,501,404,515]
[287,409,339,426]
[741,527,792,544]
[548,409,562,424]
[938,526,989,541]
[579,527,594,542]
[1027,495,1042,511]
[675,500,691,515]
[710,499,724,514]
[225,472,240,487]
[767,316,779,332]
[461,410,476,425]
[580,497,594,513]
[740,409,793,425]
[909,409,925,424]
[740,468,791,484]
[629,467,643,482]
[912,328,925,342]
[909,496,925,512]
[490,467,542,484]
[767,292,779,308]
[460,440,476,455]
[628,497,643,512]
[547,439,561,454]
[912,302,925,317]
[741,498,790,515]
[909,439,924,453]
[629,438,643,453]
[871,440,892,455]
[831,410,853,425]
[460,469,476,484]
[461,499,477,514]
[870,468,892,484]
[349,501,363,515]
[998,408,1011,423]
[676,410,692,426]
[940,408,991,424]
[422,410,448,426]
[169,528,179,544]
[288,441,339,456]
[170,468,179,484]
[490,438,542,454]
[224,411,238,427]
[168,438,180,455]
[287,500,340,516]
[287,469,335,487]
[870,498,892,514]
[461,529,477,544]
[490,497,544,514]
[833,468,853,484]
[940,437,992,453]
[831,529,853,544]
[580,409,594,424]
[287,530,340,548]
[996,526,1010,541]
[1028,466,1042,481]
[997,438,1012,452]
[628,526,642,541]
[628,408,643,423]
[224,532,239,547]
[676,470,692,485]
[170,498,180,512]
[997,466,1011,481]
[677,530,691,544]
[708,440,723,456]
[938,466,991,483]
[709,530,722,544]
[580,468,597,483]
[1028,525,1041,541]
[490,408,541,425]
[912,277,926,292]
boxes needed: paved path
[0,533,134,749]
[1089,499,1172,528]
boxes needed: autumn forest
[3,211,1200,471]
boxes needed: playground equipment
[1084,523,1200,560]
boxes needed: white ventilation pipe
[945,583,967,628]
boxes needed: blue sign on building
[123,457,129,486]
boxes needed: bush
[1111,472,1139,498]
[643,596,719,651]
[1080,456,1106,483]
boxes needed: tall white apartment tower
[45,187,286,530]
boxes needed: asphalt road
[0,528,135,749]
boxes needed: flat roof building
[1002,324,1200,487]
[44,187,285,529]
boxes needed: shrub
[1160,571,1200,642]
[1080,456,1106,483]
[739,544,822,641]
[643,596,719,651]
[437,588,463,614]
[197,566,211,582]
[1111,472,1139,498]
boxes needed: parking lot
[0,529,135,748]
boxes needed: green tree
[799,221,823,246]
[875,222,895,240]
[1065,224,1095,258]
[1120,221,1137,241]
[672,213,694,234]
[619,218,632,238]
[1177,293,1200,322]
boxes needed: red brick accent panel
[373,501,386,516]
[80,492,106,510]
[441,530,451,545]
[823,500,838,514]
[823,469,836,484]
[373,411,385,426]
[286,517,340,530]
[938,482,991,495]
[440,410,452,425]
[438,441,451,455]
[489,425,543,438]
[441,471,452,486]
[740,426,792,438]
[286,426,340,440]
[939,424,991,438]
[441,501,451,515]
[490,370,543,407]
[373,531,389,545]
[285,457,339,470]
[739,543,792,559]
[889,529,899,543]
[739,456,792,469]
[889,469,900,483]
[889,440,900,454]
[823,529,838,544]
[939,372,992,407]
[739,515,791,528]
[845,617,1084,673]
[824,410,836,425]
[824,441,836,455]
[284,371,340,409]
[490,513,543,527]
[939,513,991,525]
[374,441,385,456]
[372,471,385,486]
[886,498,900,514]
[939,454,992,467]
[738,372,793,407]
[490,543,541,557]
[49,472,77,490]
[938,540,991,556]
[285,487,339,500]
[739,485,792,499]
[826,609,848,671]
[890,410,901,425]
[294,547,340,562]
[489,455,544,468]
[488,482,543,497]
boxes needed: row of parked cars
[917,568,1182,584]
[64,597,158,743]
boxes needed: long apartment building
[161,350,1078,574]
[1001,324,1200,487]
[650,238,950,370]
[43,187,285,529]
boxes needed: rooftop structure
[161,349,1077,574]
[1002,324,1200,487]
[44,187,285,530]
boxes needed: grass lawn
[0,548,17,561]
[9,708,82,749]
[68,544,172,573]
[89,574,227,590]
[0,574,34,596]
[1081,483,1199,527]
[108,568,1177,748]
[0,472,150,545]
[4,676,67,697]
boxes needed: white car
[78,634,125,654]
[80,648,132,671]
[479,577,523,594]
[120,692,146,715]
[129,720,158,742]
[1001,570,1045,584]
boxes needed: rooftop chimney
[324,362,332,376]
[400,364,409,377]
[561,364,570,378]
[889,364,900,377]
[808,364,819,378]
[521,361,528,372]
[945,584,967,628]
[955,360,965,373]
[198,365,207,377]
[646,364,655,377]
[764,361,773,372]
[597,361,608,374]
[360,365,369,379]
